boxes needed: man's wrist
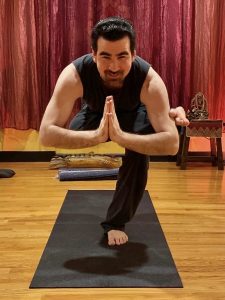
[115,130,126,146]
[93,129,108,144]
[92,129,101,143]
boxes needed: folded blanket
[50,153,122,169]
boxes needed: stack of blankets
[49,152,122,181]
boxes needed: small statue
[187,92,209,120]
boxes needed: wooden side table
[177,120,224,170]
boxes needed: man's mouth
[106,71,122,79]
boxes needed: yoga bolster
[58,168,119,181]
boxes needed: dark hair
[91,16,136,53]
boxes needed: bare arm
[108,68,179,155]
[39,64,108,148]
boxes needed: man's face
[92,36,136,89]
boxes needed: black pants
[69,104,155,233]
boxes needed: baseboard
[150,155,177,162]
[0,151,55,162]
[0,151,175,162]
[0,151,224,163]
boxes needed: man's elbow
[159,131,179,156]
[39,126,53,147]
[169,143,179,156]
[167,133,179,156]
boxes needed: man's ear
[92,49,96,63]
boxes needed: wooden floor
[0,162,225,300]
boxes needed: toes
[115,238,122,246]
[107,230,128,246]
[123,234,128,244]
[122,235,128,245]
[108,237,116,246]
[108,235,117,246]
[118,236,126,245]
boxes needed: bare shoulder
[140,67,177,134]
[53,63,83,99]
[40,63,83,129]
[140,67,168,106]
[58,63,81,85]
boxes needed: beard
[102,70,125,89]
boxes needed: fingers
[103,97,110,117]
[104,96,113,122]
[105,96,115,116]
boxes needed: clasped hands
[96,96,122,144]
[95,96,190,144]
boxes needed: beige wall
[2,128,225,153]
[2,129,124,154]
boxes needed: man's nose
[108,60,119,72]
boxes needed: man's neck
[102,80,123,91]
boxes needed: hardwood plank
[0,162,225,300]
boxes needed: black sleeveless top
[73,54,150,113]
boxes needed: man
[40,17,189,246]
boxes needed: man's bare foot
[107,229,128,246]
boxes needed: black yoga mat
[30,190,182,288]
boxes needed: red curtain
[192,0,225,120]
[0,0,224,130]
